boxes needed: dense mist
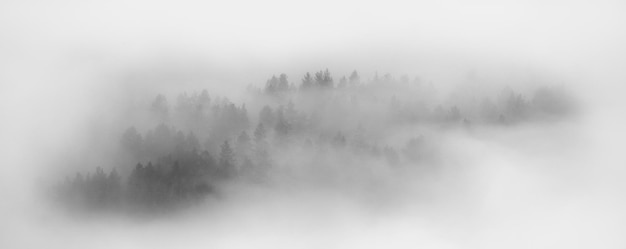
[2,0,626,248]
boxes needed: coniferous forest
[5,1,626,248]
[52,69,577,214]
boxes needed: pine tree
[301,72,314,89]
[338,76,347,88]
[278,73,289,91]
[254,123,266,143]
[274,106,290,139]
[151,94,169,122]
[106,168,121,204]
[314,69,333,88]
[259,105,275,126]
[219,141,236,178]
[349,70,360,85]
[237,131,252,158]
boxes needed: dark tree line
[56,138,242,210]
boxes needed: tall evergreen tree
[314,69,333,88]
[254,123,266,143]
[219,141,236,178]
[349,70,360,85]
[151,94,169,122]
[259,105,275,127]
[300,72,314,89]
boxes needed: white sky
[1,0,624,76]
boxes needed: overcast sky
[1,0,624,78]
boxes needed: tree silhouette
[151,94,169,122]
[314,69,333,88]
[254,122,267,143]
[300,72,314,89]
[219,141,236,178]
[259,105,275,127]
[349,70,360,85]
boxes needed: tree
[274,106,290,139]
[300,72,314,89]
[332,132,346,147]
[314,69,333,88]
[505,92,528,120]
[448,106,461,122]
[185,132,200,152]
[349,70,360,85]
[259,105,275,127]
[106,168,122,204]
[239,104,250,130]
[285,100,297,123]
[219,141,236,178]
[253,122,271,172]
[338,76,347,88]
[151,94,169,122]
[264,74,289,94]
[236,131,251,158]
[237,131,251,147]
[198,89,211,110]
[278,73,289,91]
[149,123,174,157]
[254,122,266,143]
[92,166,108,205]
[128,163,145,199]
[265,75,279,93]
[121,127,143,158]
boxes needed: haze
[1,0,626,248]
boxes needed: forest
[52,69,577,213]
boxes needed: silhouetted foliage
[314,69,333,88]
[218,141,236,178]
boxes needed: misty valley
[50,69,577,216]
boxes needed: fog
[1,0,626,248]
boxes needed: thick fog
[1,0,626,248]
